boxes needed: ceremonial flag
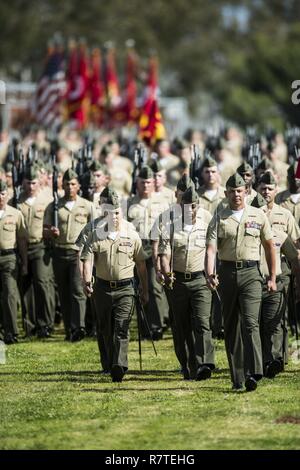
[105,46,121,109]
[122,44,139,124]
[66,41,90,129]
[89,48,105,126]
[104,45,123,126]
[34,42,66,130]
[139,55,166,145]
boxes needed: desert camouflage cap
[181,186,199,204]
[251,193,267,208]
[202,155,217,168]
[237,161,253,174]
[150,160,164,173]
[24,165,40,181]
[100,186,120,209]
[138,166,154,180]
[258,172,276,186]
[89,161,105,172]
[63,168,78,182]
[226,173,246,188]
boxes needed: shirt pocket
[244,227,260,247]
[117,244,133,266]
[74,214,87,225]
[32,210,44,228]
[2,223,16,240]
[194,238,206,248]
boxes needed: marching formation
[0,125,299,391]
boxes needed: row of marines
[0,155,299,390]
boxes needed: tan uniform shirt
[206,205,273,261]
[246,188,257,205]
[158,208,212,272]
[155,187,176,206]
[197,186,226,214]
[112,156,133,175]
[81,220,146,280]
[18,192,53,244]
[260,230,298,276]
[273,160,288,191]
[261,203,300,242]
[92,192,104,218]
[109,167,132,199]
[217,153,238,187]
[0,205,27,250]
[275,190,300,226]
[76,217,136,251]
[127,193,169,258]
[44,196,93,250]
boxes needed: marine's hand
[51,226,60,238]
[206,274,219,291]
[267,277,277,293]
[156,271,165,285]
[84,282,93,297]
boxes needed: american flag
[34,48,66,130]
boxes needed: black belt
[97,277,134,290]
[174,271,205,281]
[0,249,16,256]
[220,260,259,269]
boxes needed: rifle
[12,146,25,208]
[52,154,59,229]
[248,143,261,171]
[281,287,288,371]
[165,208,176,290]
[212,201,221,304]
[134,279,157,370]
[285,127,300,165]
[131,144,147,196]
[189,144,202,191]
[289,274,299,344]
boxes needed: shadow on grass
[80,385,234,393]
[0,368,231,384]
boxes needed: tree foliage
[1,0,300,128]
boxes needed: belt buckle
[184,272,192,280]
[110,281,117,289]
[236,261,243,269]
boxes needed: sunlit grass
[0,325,299,450]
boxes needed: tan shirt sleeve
[281,236,299,262]
[16,211,27,239]
[80,232,95,260]
[286,212,300,242]
[206,213,218,246]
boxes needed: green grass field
[0,326,300,450]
